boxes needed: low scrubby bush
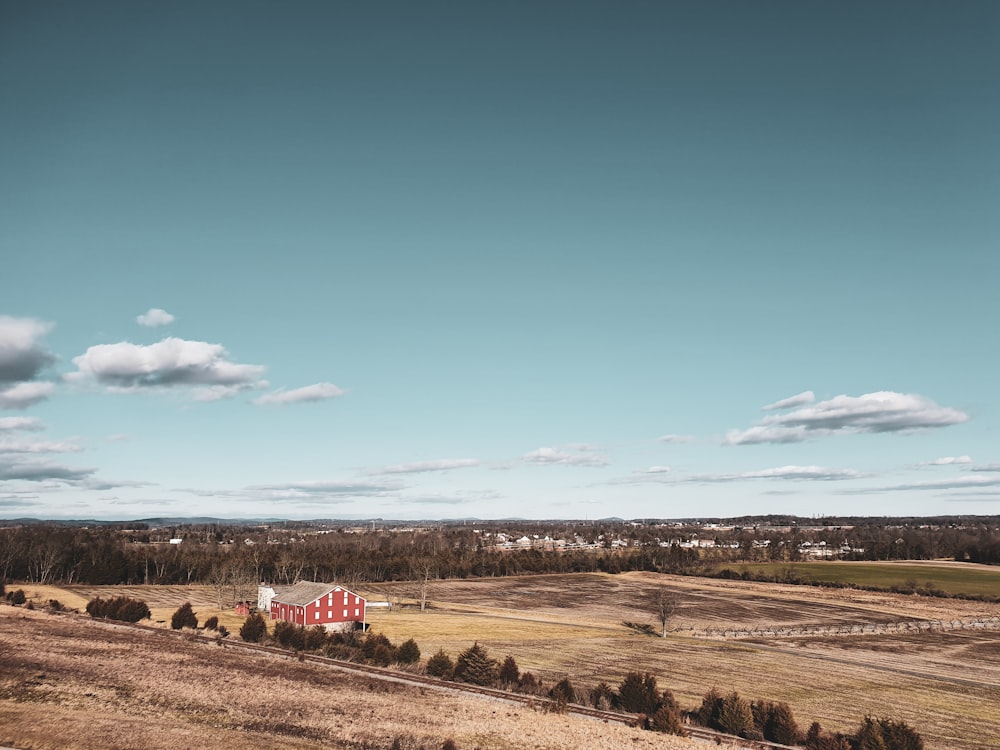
[304,625,328,651]
[373,643,394,666]
[805,721,850,749]
[362,631,395,662]
[85,595,150,622]
[425,649,454,679]
[453,642,498,686]
[171,602,198,630]
[695,688,755,738]
[396,638,421,664]
[272,620,305,650]
[240,612,267,643]
[548,677,577,705]
[647,692,685,736]
[517,671,543,695]
[854,715,923,750]
[616,672,661,715]
[752,699,800,744]
[589,681,615,709]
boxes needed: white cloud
[193,382,268,402]
[136,308,176,327]
[727,465,865,481]
[607,464,862,486]
[844,474,1000,493]
[522,445,610,467]
[923,456,973,466]
[70,337,266,391]
[0,457,96,483]
[725,391,968,445]
[762,390,816,411]
[78,477,155,491]
[252,382,345,406]
[244,479,397,500]
[0,381,55,409]
[0,316,55,383]
[971,463,1000,473]
[723,425,810,444]
[377,458,480,475]
[0,437,82,454]
[397,494,470,505]
[0,497,41,508]
[0,417,44,431]
[657,434,694,444]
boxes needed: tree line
[0,523,700,590]
[1,520,997,592]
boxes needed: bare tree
[207,564,231,609]
[275,548,305,585]
[229,562,257,607]
[411,559,436,612]
[650,585,678,638]
[0,530,20,582]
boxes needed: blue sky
[2,1,998,520]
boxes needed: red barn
[269,581,366,632]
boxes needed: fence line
[680,616,1000,640]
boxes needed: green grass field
[715,561,1000,598]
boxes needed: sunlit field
[713,560,1000,598]
[9,567,1000,750]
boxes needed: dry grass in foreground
[14,569,1000,749]
[0,605,700,750]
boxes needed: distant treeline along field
[1,516,997,591]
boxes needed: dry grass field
[363,570,1000,750]
[5,566,1000,749]
[0,606,698,750]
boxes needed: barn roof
[271,581,360,607]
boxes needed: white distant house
[257,584,279,612]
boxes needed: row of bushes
[695,688,799,743]
[690,688,922,749]
[166,601,227,635]
[237,612,421,666]
[83,596,231,637]
[3,586,68,613]
[86,595,151,622]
